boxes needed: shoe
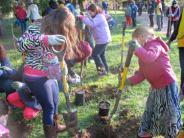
[97,67,107,76]
[43,125,58,138]
[137,132,152,138]
[53,115,67,133]
[68,74,81,84]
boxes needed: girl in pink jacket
[127,26,182,138]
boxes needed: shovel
[108,41,136,120]
[52,38,78,136]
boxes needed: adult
[14,1,27,34]
[26,0,41,23]
[155,0,163,31]
[168,1,184,96]
[102,0,108,14]
[43,0,58,16]
[130,0,138,27]
[0,45,16,96]
[147,0,155,27]
[79,4,111,76]
[65,0,76,16]
[17,8,78,137]
[166,0,180,38]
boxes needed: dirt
[109,66,120,74]
[73,84,116,103]
[75,109,139,138]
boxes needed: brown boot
[54,114,67,133]
[43,125,57,138]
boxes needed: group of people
[1,0,113,137]
[1,0,184,138]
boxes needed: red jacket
[128,37,176,89]
[15,6,27,20]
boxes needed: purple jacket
[82,13,111,44]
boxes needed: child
[125,3,132,26]
[17,7,78,137]
[130,0,138,27]
[79,4,111,76]
[0,45,16,97]
[126,26,182,138]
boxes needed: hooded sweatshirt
[128,37,176,89]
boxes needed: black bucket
[62,109,78,136]
[75,91,85,106]
[98,101,110,117]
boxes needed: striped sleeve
[16,25,46,52]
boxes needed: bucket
[75,91,85,106]
[98,101,110,117]
[62,109,78,136]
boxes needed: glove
[11,81,26,90]
[1,66,13,72]
[47,35,66,46]
[127,40,141,50]
[77,15,84,20]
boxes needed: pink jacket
[128,37,176,89]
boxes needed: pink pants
[7,92,40,120]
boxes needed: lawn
[0,11,183,138]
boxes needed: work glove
[0,66,13,72]
[11,81,26,90]
[127,40,141,50]
[47,35,66,46]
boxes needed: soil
[75,109,139,138]
[73,84,116,103]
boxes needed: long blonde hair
[132,26,155,41]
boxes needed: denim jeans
[0,79,15,96]
[149,15,154,27]
[132,17,137,27]
[24,76,59,125]
[19,19,27,34]
[92,43,109,72]
[156,15,162,30]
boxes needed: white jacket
[27,4,41,21]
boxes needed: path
[137,12,168,35]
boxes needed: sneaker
[68,73,81,84]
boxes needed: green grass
[0,11,183,138]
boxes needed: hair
[0,45,7,60]
[87,3,102,14]
[41,7,79,59]
[132,26,155,40]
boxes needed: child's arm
[16,26,48,52]
[128,69,145,85]
[134,44,162,63]
[82,15,104,28]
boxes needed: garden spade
[52,37,78,136]
[108,40,136,120]
[120,21,127,70]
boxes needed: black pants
[166,20,178,38]
[149,15,154,27]
[92,43,108,72]
[179,48,184,91]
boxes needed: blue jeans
[92,43,109,72]
[24,76,59,125]
[19,19,27,34]
[132,16,137,27]
[0,79,15,96]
